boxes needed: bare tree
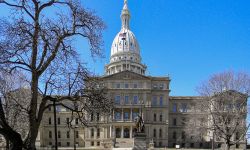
[0,0,113,149]
[193,71,250,150]
[0,71,29,149]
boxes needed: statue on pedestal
[135,115,145,133]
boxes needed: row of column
[109,125,134,138]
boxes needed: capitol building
[38,1,246,149]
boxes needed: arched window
[154,113,157,121]
[116,128,121,138]
[159,114,163,122]
[91,128,94,137]
[159,129,162,138]
[124,128,130,138]
[153,129,157,138]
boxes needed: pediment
[102,71,150,80]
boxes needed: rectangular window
[67,131,70,138]
[116,83,120,88]
[159,129,162,138]
[115,112,121,120]
[133,96,138,104]
[97,113,100,121]
[91,141,94,146]
[57,118,60,125]
[125,83,129,88]
[91,113,94,121]
[58,131,61,138]
[49,131,52,138]
[66,118,70,124]
[124,112,129,120]
[75,118,78,125]
[152,96,157,106]
[172,103,177,112]
[58,142,61,147]
[115,96,121,105]
[153,129,156,137]
[159,96,163,106]
[49,117,51,125]
[132,112,139,120]
[125,96,129,104]
[154,113,157,121]
[159,114,163,122]
[173,118,177,126]
[67,142,70,147]
[97,141,100,146]
[91,128,94,137]
[134,84,137,88]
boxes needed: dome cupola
[105,0,147,75]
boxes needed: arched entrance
[116,128,121,138]
[123,128,130,138]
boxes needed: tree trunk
[25,75,40,150]
[0,129,23,150]
[225,141,231,150]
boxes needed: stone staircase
[114,138,134,149]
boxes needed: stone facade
[37,0,247,149]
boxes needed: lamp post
[73,125,79,150]
[212,130,215,150]
[53,100,58,150]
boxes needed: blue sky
[0,0,250,96]
[82,0,250,96]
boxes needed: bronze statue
[135,115,145,133]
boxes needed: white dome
[111,28,140,56]
[105,0,147,76]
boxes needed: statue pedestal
[133,133,147,150]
